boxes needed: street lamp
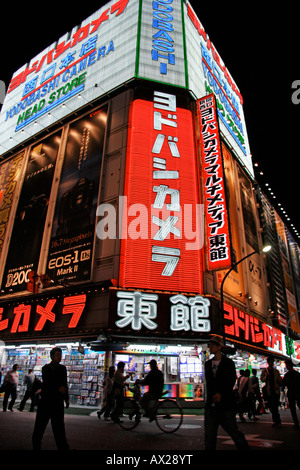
[220,245,272,347]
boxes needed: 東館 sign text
[110,290,211,334]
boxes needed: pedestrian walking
[110,362,131,423]
[236,369,245,386]
[247,370,259,421]
[237,369,250,422]
[282,359,300,429]
[260,355,282,426]
[2,364,19,412]
[18,369,36,412]
[204,335,249,450]
[250,369,263,414]
[32,347,70,450]
[97,366,115,420]
[32,375,42,409]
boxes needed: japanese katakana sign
[0,294,87,339]
[119,89,203,292]
[223,302,286,355]
[0,0,136,154]
[197,94,232,271]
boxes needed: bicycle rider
[137,359,164,421]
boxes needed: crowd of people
[1,339,300,451]
[204,335,300,450]
[95,337,300,451]
[1,347,70,450]
[234,355,300,429]
[0,365,41,413]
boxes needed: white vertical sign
[138,0,186,87]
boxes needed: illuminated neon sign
[151,0,176,75]
[186,3,242,105]
[202,59,246,156]
[119,90,203,292]
[111,290,211,334]
[186,2,248,158]
[224,302,286,355]
[6,41,114,132]
[197,94,231,271]
[7,0,129,95]
[3,0,132,134]
[0,0,139,155]
[137,0,185,87]
[0,294,86,334]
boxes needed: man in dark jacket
[32,347,69,450]
[204,335,249,450]
[282,359,300,429]
[139,359,164,420]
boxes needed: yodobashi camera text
[96,197,205,251]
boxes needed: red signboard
[119,91,203,292]
[224,302,284,355]
[197,94,231,270]
[0,294,86,335]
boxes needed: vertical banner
[238,166,267,314]
[216,144,245,302]
[286,230,300,310]
[138,0,186,87]
[257,189,287,319]
[274,211,300,333]
[197,94,231,270]
[119,90,203,293]
[2,133,61,293]
[0,152,24,258]
[46,107,107,284]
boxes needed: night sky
[1,1,299,237]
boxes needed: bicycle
[118,391,183,433]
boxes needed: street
[0,404,299,457]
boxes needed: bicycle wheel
[155,399,183,433]
[118,397,141,431]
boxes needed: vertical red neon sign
[119,91,203,293]
[197,94,231,270]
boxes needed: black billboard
[1,132,61,293]
[46,106,107,285]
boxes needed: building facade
[0,0,299,406]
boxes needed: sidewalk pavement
[1,398,300,454]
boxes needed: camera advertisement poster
[46,107,108,285]
[2,132,61,293]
